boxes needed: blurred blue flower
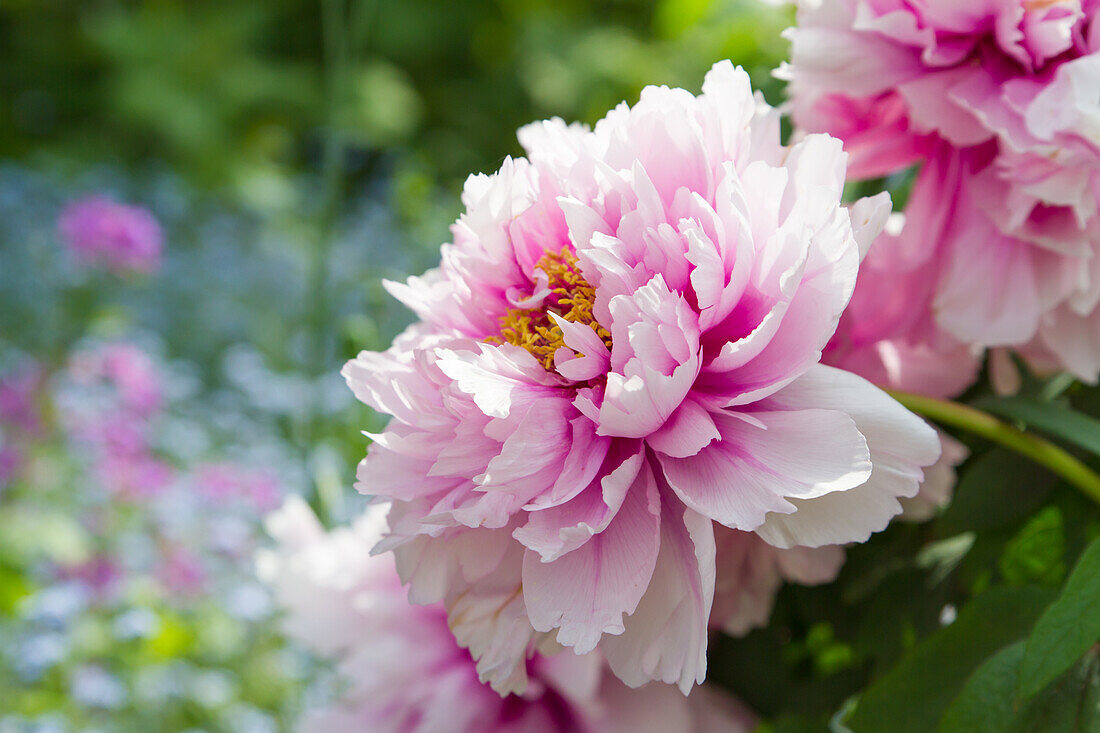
[23,583,89,629]
[13,633,68,681]
[69,665,127,710]
[112,607,160,641]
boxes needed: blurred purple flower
[58,195,163,274]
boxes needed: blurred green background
[2,0,789,191]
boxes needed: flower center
[488,247,613,371]
[1022,0,1069,9]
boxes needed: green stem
[304,0,350,524]
[887,390,1100,507]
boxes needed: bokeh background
[0,2,792,730]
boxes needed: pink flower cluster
[784,0,1100,383]
[0,363,44,489]
[0,364,44,435]
[260,497,759,733]
[343,62,941,695]
[58,196,163,275]
[31,340,290,600]
[66,342,173,500]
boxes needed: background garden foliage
[0,1,1097,731]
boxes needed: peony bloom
[823,214,978,522]
[259,497,758,733]
[712,528,845,635]
[897,433,968,522]
[343,62,940,693]
[782,0,1100,380]
[823,212,981,401]
[58,195,163,274]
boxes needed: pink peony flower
[823,212,979,522]
[259,497,758,733]
[823,211,981,401]
[58,195,163,275]
[343,62,940,693]
[897,433,968,522]
[782,0,1100,380]
[712,528,845,635]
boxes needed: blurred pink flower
[897,433,969,522]
[157,546,207,596]
[824,211,981,401]
[712,528,845,635]
[260,497,759,733]
[62,555,123,598]
[0,364,44,435]
[343,62,940,693]
[70,342,163,417]
[783,0,1100,381]
[95,451,173,500]
[197,463,283,512]
[58,195,163,274]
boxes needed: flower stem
[887,389,1100,507]
[303,0,350,525]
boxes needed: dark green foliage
[941,642,1100,733]
[1019,538,1100,700]
[934,449,1059,539]
[999,507,1067,587]
[847,587,1055,733]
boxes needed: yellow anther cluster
[488,248,613,371]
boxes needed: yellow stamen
[486,248,613,371]
[1023,0,1069,9]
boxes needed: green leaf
[1018,537,1100,699]
[934,449,1058,539]
[939,641,1026,733]
[941,643,1100,733]
[762,714,832,733]
[1013,650,1100,732]
[847,586,1054,733]
[974,396,1100,458]
[999,506,1066,587]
